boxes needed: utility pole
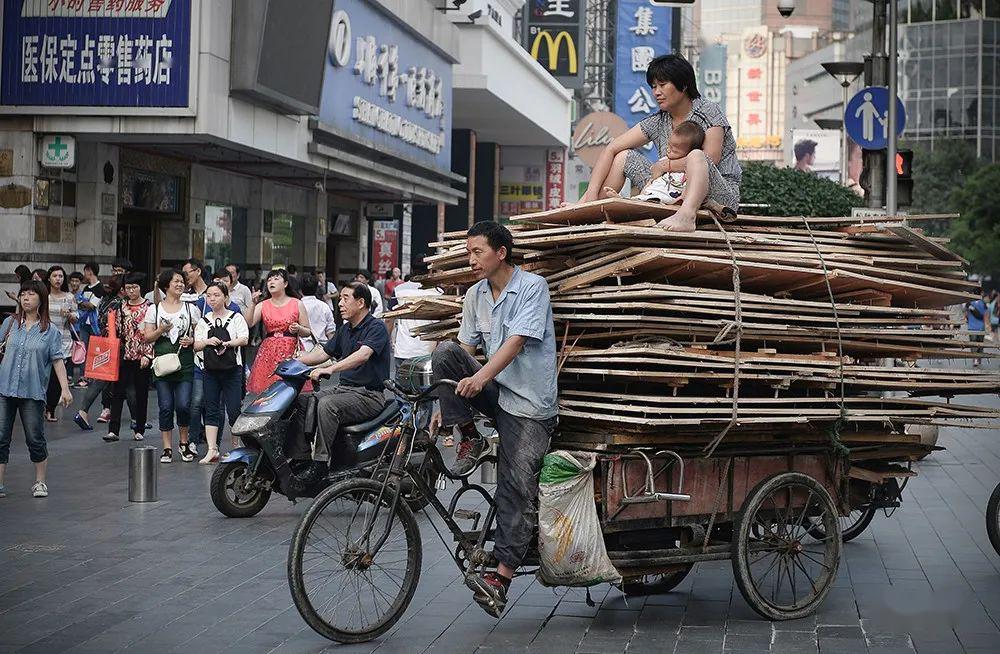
[885,0,898,215]
[864,0,887,209]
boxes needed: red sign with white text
[545,148,565,210]
[371,219,398,276]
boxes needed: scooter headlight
[232,414,272,435]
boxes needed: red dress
[247,299,312,395]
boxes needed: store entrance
[116,215,156,282]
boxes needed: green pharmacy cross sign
[40,135,75,169]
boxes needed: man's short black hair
[342,281,372,308]
[84,261,100,276]
[113,257,133,272]
[287,264,297,275]
[299,273,319,296]
[646,54,700,99]
[356,269,372,282]
[794,139,818,161]
[225,262,240,273]
[467,221,514,264]
[69,271,84,282]
[184,258,204,273]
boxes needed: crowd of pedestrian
[0,257,438,498]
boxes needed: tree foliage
[739,162,863,217]
[905,140,983,236]
[948,164,1000,280]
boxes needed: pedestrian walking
[104,273,153,442]
[246,269,312,395]
[224,262,254,315]
[4,265,31,303]
[45,266,77,422]
[299,274,337,348]
[144,269,201,463]
[67,271,89,387]
[0,281,73,499]
[73,276,123,430]
[987,289,999,341]
[967,288,989,367]
[194,282,249,462]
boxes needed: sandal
[442,434,455,447]
[198,448,220,465]
[45,411,57,422]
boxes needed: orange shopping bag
[84,309,120,382]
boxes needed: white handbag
[152,351,181,377]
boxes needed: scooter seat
[341,403,401,435]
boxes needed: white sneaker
[31,481,48,498]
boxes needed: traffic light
[896,149,913,207]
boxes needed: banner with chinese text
[613,0,676,161]
[544,148,565,210]
[522,0,584,88]
[371,219,399,277]
[736,26,771,149]
[1,0,191,108]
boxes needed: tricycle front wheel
[732,472,841,621]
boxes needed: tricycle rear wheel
[732,472,841,621]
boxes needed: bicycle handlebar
[384,378,457,403]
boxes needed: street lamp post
[886,0,899,215]
[821,61,865,186]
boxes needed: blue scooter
[209,359,438,518]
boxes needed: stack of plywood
[390,199,999,462]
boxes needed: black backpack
[203,314,238,371]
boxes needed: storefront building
[0,0,461,302]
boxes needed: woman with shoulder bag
[0,281,73,498]
[143,269,201,463]
[73,275,123,430]
[105,273,154,442]
[194,282,250,463]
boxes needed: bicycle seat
[341,403,401,435]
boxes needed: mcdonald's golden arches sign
[523,0,585,88]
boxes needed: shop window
[204,203,249,275]
[987,0,1000,18]
[270,212,305,270]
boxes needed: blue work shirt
[0,317,65,401]
[968,299,988,332]
[458,266,558,420]
[323,312,390,391]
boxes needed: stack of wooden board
[400,199,998,461]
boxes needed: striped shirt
[638,97,742,191]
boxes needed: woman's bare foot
[656,207,697,232]
[601,186,622,199]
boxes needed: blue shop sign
[614,0,675,161]
[318,0,452,171]
[1,0,191,108]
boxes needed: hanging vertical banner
[697,43,727,115]
[614,0,676,161]
[736,25,770,149]
[371,219,399,276]
[545,148,565,210]
[522,0,584,88]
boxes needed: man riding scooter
[430,221,558,617]
[289,282,391,490]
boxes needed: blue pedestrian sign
[844,86,906,150]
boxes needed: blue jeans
[0,396,47,464]
[202,367,244,429]
[188,375,205,444]
[154,379,192,432]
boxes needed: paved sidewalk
[1,368,999,654]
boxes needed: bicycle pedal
[453,509,481,522]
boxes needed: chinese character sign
[544,148,565,210]
[523,0,584,88]
[697,43,726,114]
[1,0,191,108]
[319,0,452,170]
[371,219,399,276]
[614,0,676,161]
[737,26,769,147]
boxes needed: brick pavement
[0,360,998,654]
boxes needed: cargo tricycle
[287,378,859,644]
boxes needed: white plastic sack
[537,450,621,587]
